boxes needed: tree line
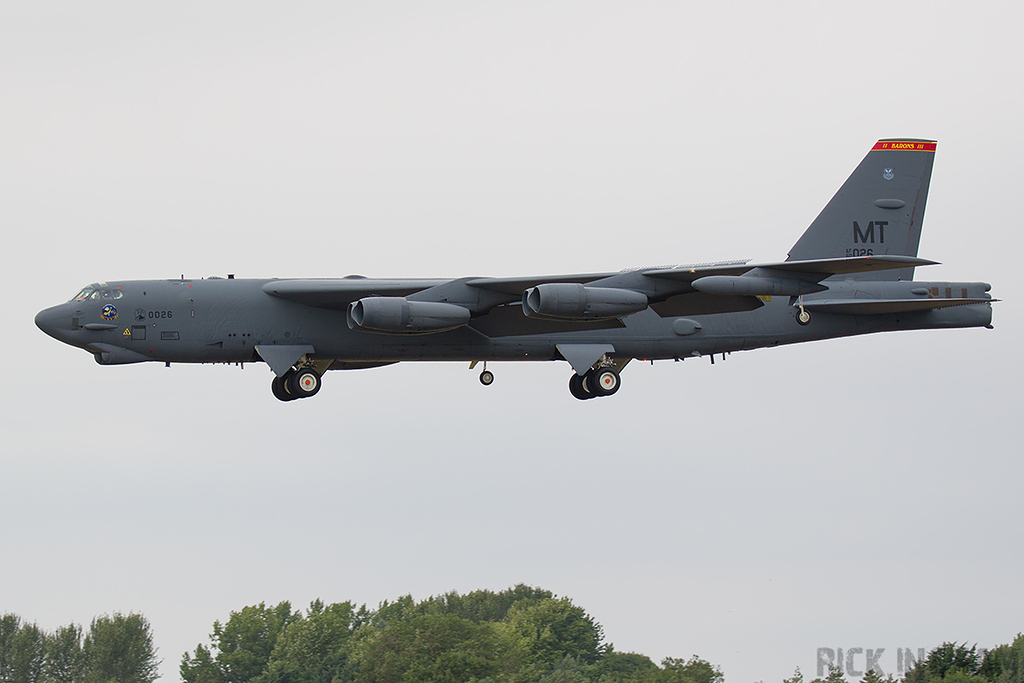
[178,584,723,683]
[4,585,1022,683]
[0,612,158,683]
[784,638,1024,683]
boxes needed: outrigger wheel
[795,297,812,326]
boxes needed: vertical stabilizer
[786,139,936,280]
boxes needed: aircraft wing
[261,256,941,323]
[262,273,621,311]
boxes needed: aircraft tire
[289,367,321,398]
[592,367,620,397]
[569,373,593,400]
[271,376,292,402]
[479,370,494,386]
[796,309,811,326]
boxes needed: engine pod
[347,297,471,334]
[522,284,648,320]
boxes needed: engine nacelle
[522,284,648,320]
[347,297,471,334]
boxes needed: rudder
[787,139,936,280]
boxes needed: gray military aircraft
[36,139,994,401]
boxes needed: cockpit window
[71,286,123,302]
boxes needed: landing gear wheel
[289,367,321,398]
[271,375,292,402]
[479,370,494,386]
[592,367,620,396]
[569,373,593,400]
[796,308,812,326]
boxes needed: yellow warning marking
[756,295,772,302]
[124,328,131,336]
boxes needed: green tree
[861,669,895,683]
[179,644,221,683]
[928,643,981,678]
[83,613,159,683]
[506,598,608,666]
[0,614,20,683]
[905,643,983,683]
[181,602,299,683]
[364,595,416,630]
[0,619,46,683]
[45,624,86,683]
[257,601,357,683]
[811,664,846,683]
[593,651,659,682]
[531,655,594,683]
[418,585,555,624]
[980,634,1024,683]
[354,613,527,683]
[659,655,723,683]
[783,667,804,683]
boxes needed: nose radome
[35,303,70,340]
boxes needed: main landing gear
[469,359,623,400]
[271,366,322,402]
[568,366,620,400]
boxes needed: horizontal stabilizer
[763,255,937,275]
[801,298,992,315]
[645,255,937,283]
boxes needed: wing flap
[465,272,617,295]
[802,297,992,315]
[262,278,447,309]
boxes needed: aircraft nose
[35,303,71,341]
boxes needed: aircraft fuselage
[36,276,992,368]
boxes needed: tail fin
[786,139,936,281]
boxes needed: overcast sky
[2,2,1022,682]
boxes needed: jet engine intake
[347,297,471,334]
[522,284,648,320]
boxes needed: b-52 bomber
[36,139,995,401]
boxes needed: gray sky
[2,2,1022,682]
